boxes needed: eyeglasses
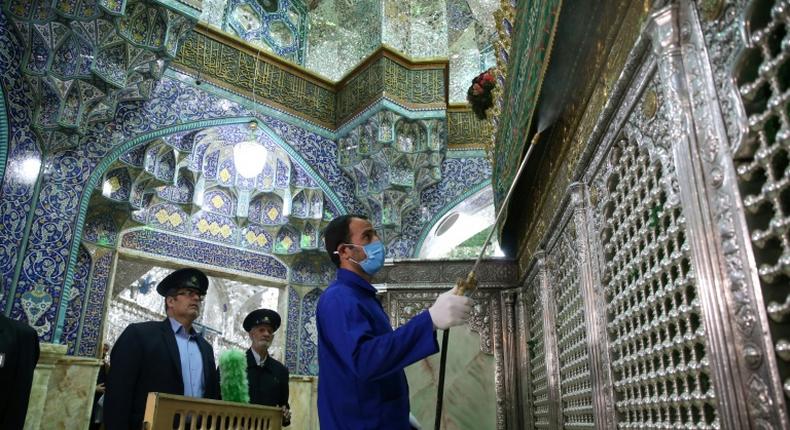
[174,290,205,301]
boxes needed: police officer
[242,308,291,426]
[105,268,220,430]
[0,314,39,430]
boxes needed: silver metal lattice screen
[527,274,551,429]
[549,231,595,429]
[597,141,719,428]
[734,0,790,404]
[486,2,790,428]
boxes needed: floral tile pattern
[0,6,492,359]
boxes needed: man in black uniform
[0,314,40,430]
[90,343,110,430]
[105,268,220,430]
[243,308,291,426]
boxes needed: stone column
[289,375,319,430]
[24,343,66,430]
[42,355,101,430]
[23,343,101,430]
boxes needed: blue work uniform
[317,269,439,430]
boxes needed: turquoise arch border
[412,180,492,258]
[54,116,348,341]
[0,82,8,188]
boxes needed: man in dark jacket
[90,343,110,430]
[104,268,220,430]
[0,314,40,430]
[242,308,291,426]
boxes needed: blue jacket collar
[335,268,377,296]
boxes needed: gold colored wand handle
[436,132,544,430]
[461,131,543,295]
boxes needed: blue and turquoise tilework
[284,286,300,371]
[260,117,362,214]
[157,175,194,204]
[388,157,493,258]
[191,211,238,244]
[0,6,492,360]
[77,251,113,357]
[104,167,133,202]
[203,188,235,216]
[148,203,190,233]
[241,224,274,252]
[83,212,119,248]
[298,287,322,375]
[0,11,42,316]
[120,229,288,281]
[61,246,91,354]
[274,226,301,254]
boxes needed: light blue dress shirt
[168,318,204,398]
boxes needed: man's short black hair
[323,214,368,267]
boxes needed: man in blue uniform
[317,215,472,430]
[105,268,220,430]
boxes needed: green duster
[218,349,250,403]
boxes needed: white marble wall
[25,343,100,430]
[288,375,318,429]
[406,328,496,429]
[284,330,496,430]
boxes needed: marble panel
[288,375,318,430]
[24,343,66,430]
[405,328,496,429]
[40,354,101,430]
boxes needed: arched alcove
[68,121,341,370]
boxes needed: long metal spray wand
[433,131,543,430]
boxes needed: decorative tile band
[76,249,113,357]
[336,55,447,125]
[285,286,300,371]
[0,81,7,187]
[157,0,203,19]
[175,24,449,130]
[446,149,488,159]
[335,98,446,136]
[175,26,337,128]
[164,69,337,140]
[447,106,493,148]
[118,228,289,282]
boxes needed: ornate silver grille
[550,231,595,429]
[733,0,790,402]
[598,141,718,429]
[527,272,551,429]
